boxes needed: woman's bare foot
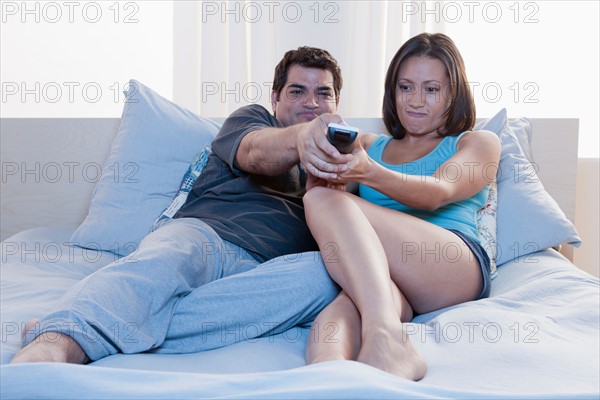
[357,326,427,381]
[10,319,88,364]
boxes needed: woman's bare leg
[306,292,361,364]
[304,187,482,380]
[306,283,414,365]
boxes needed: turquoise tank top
[359,133,489,243]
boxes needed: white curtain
[171,0,600,160]
[173,1,445,118]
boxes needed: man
[12,47,349,363]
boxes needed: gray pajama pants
[22,218,339,361]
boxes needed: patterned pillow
[151,145,212,230]
[475,111,530,278]
[475,113,530,278]
[476,181,498,278]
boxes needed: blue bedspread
[1,227,599,399]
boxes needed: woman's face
[395,56,451,136]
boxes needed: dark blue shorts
[448,229,492,299]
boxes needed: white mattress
[1,227,599,398]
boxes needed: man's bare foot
[11,320,88,364]
[357,326,427,381]
[22,319,40,340]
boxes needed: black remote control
[327,123,359,154]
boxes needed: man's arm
[236,114,353,179]
[235,123,303,176]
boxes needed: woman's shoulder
[456,129,500,149]
[360,132,390,152]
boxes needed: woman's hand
[329,138,374,185]
[305,172,327,192]
[306,172,346,192]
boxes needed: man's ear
[271,90,278,115]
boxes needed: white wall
[2,1,597,159]
[0,0,173,117]
[2,1,597,157]
[444,0,599,159]
[574,159,600,277]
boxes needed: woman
[303,33,500,381]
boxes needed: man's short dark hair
[272,47,343,100]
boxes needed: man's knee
[294,252,340,299]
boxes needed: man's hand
[297,114,354,181]
[327,136,373,185]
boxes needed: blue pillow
[510,117,534,162]
[475,109,581,266]
[70,80,220,256]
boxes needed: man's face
[271,65,339,127]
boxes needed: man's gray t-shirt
[174,104,318,263]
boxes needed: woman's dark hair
[272,46,343,100]
[382,33,475,138]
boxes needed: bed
[1,80,598,399]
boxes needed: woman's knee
[303,186,331,208]
[303,187,351,224]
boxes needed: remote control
[327,123,358,154]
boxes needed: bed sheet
[1,227,599,399]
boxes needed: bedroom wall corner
[573,158,600,278]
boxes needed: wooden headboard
[0,118,578,242]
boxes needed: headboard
[0,118,579,243]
